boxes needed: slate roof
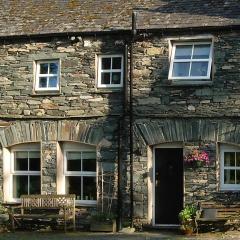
[0,0,239,37]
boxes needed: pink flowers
[184,148,210,166]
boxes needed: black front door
[155,148,183,224]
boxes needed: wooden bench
[10,194,76,232]
[195,202,240,232]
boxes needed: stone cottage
[0,0,239,229]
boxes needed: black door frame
[152,144,184,226]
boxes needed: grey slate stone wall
[41,141,57,194]
[132,32,240,117]
[0,35,125,118]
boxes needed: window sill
[93,88,123,94]
[31,90,61,96]
[166,80,213,87]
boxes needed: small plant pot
[0,213,9,224]
[182,228,194,235]
[90,219,116,232]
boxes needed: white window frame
[3,143,40,202]
[168,41,213,80]
[220,144,240,191]
[60,142,97,206]
[35,60,60,91]
[97,54,123,88]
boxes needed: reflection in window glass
[193,44,210,59]
[40,63,48,74]
[224,152,235,166]
[15,152,28,171]
[101,73,110,84]
[39,77,47,88]
[190,62,208,76]
[29,176,41,194]
[65,176,81,199]
[112,72,121,84]
[29,151,40,171]
[224,169,235,184]
[13,175,28,198]
[67,152,81,171]
[83,177,96,200]
[49,63,58,74]
[112,57,122,69]
[102,58,111,70]
[49,77,58,88]
[175,45,192,59]
[172,62,190,77]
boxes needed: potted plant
[90,211,116,232]
[184,148,210,168]
[0,203,9,232]
[179,205,197,235]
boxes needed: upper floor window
[97,55,123,88]
[220,145,240,191]
[35,60,60,91]
[168,42,213,80]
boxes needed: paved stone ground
[0,231,240,240]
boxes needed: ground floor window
[59,142,97,205]
[220,144,240,190]
[65,151,96,201]
[3,143,41,202]
[12,151,41,198]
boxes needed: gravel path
[0,231,240,240]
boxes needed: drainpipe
[130,11,137,228]
[118,42,129,231]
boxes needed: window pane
[49,62,58,74]
[236,152,240,166]
[101,58,111,70]
[236,170,240,184]
[112,72,121,84]
[15,152,28,171]
[174,45,192,59]
[39,77,47,88]
[190,62,208,77]
[193,44,211,59]
[49,77,58,88]
[112,57,122,69]
[29,151,40,171]
[29,176,40,194]
[172,62,190,77]
[82,152,96,171]
[13,175,28,198]
[66,176,81,200]
[224,169,235,184]
[224,152,235,166]
[83,177,96,200]
[101,72,110,84]
[40,63,48,74]
[67,152,81,171]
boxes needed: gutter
[0,25,239,42]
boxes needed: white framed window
[168,42,213,80]
[220,145,240,191]
[35,60,60,91]
[97,55,123,88]
[58,142,97,206]
[3,143,41,202]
